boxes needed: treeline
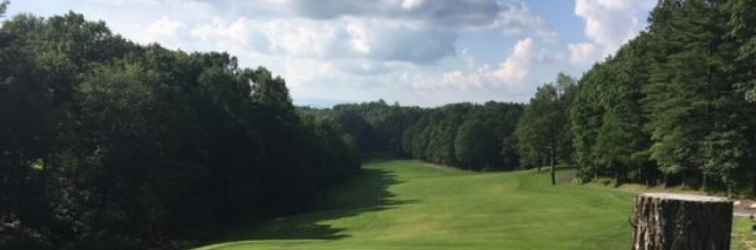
[311,0,756,195]
[572,0,756,193]
[303,100,525,171]
[0,7,359,250]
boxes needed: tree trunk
[550,155,556,185]
[537,158,543,172]
[631,193,733,250]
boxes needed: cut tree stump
[631,193,733,250]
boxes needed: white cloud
[88,0,159,7]
[190,16,456,63]
[410,37,538,92]
[401,0,425,10]
[258,0,290,5]
[258,19,346,58]
[22,0,584,106]
[568,42,601,65]
[285,0,501,28]
[569,0,655,65]
[140,16,186,48]
[487,2,559,42]
[190,17,277,56]
[493,37,536,84]
[594,0,633,10]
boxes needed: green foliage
[0,1,7,18]
[454,120,497,170]
[316,101,524,170]
[572,34,654,185]
[0,11,360,249]
[727,0,756,102]
[644,0,753,191]
[515,73,576,185]
[572,0,756,194]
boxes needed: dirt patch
[735,200,756,217]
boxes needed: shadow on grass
[217,167,415,242]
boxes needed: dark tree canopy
[0,11,359,250]
[307,101,524,171]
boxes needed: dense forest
[303,100,524,171]
[0,3,359,249]
[301,74,569,184]
[571,0,756,193]
[4,0,756,249]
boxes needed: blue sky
[4,0,656,107]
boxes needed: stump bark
[631,193,733,250]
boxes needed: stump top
[640,192,730,203]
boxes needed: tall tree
[572,33,654,185]
[726,0,756,193]
[516,73,576,185]
[727,0,756,102]
[644,0,752,192]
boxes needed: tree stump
[631,193,733,250]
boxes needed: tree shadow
[216,167,415,242]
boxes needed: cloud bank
[13,0,657,106]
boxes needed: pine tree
[645,0,749,191]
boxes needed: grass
[194,160,751,250]
[734,218,756,250]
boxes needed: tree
[726,0,756,194]
[727,0,756,103]
[0,15,57,245]
[319,101,522,170]
[643,0,754,192]
[570,0,756,193]
[333,111,376,156]
[0,10,362,249]
[516,73,576,185]
[0,1,7,18]
[455,120,497,170]
[571,33,654,185]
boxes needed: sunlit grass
[194,160,749,250]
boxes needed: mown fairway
[195,160,639,250]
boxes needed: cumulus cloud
[117,0,555,66]
[568,0,655,65]
[411,37,538,92]
[285,0,501,28]
[185,0,558,66]
[43,0,583,105]
[401,0,425,10]
[487,2,559,42]
[190,17,456,64]
[568,42,601,65]
[493,37,536,83]
[190,17,268,53]
[88,0,159,6]
[139,16,186,48]
[344,19,457,63]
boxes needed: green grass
[194,160,750,250]
[734,218,756,250]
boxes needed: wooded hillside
[0,5,360,249]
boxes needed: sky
[4,0,657,107]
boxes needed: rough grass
[194,160,749,250]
